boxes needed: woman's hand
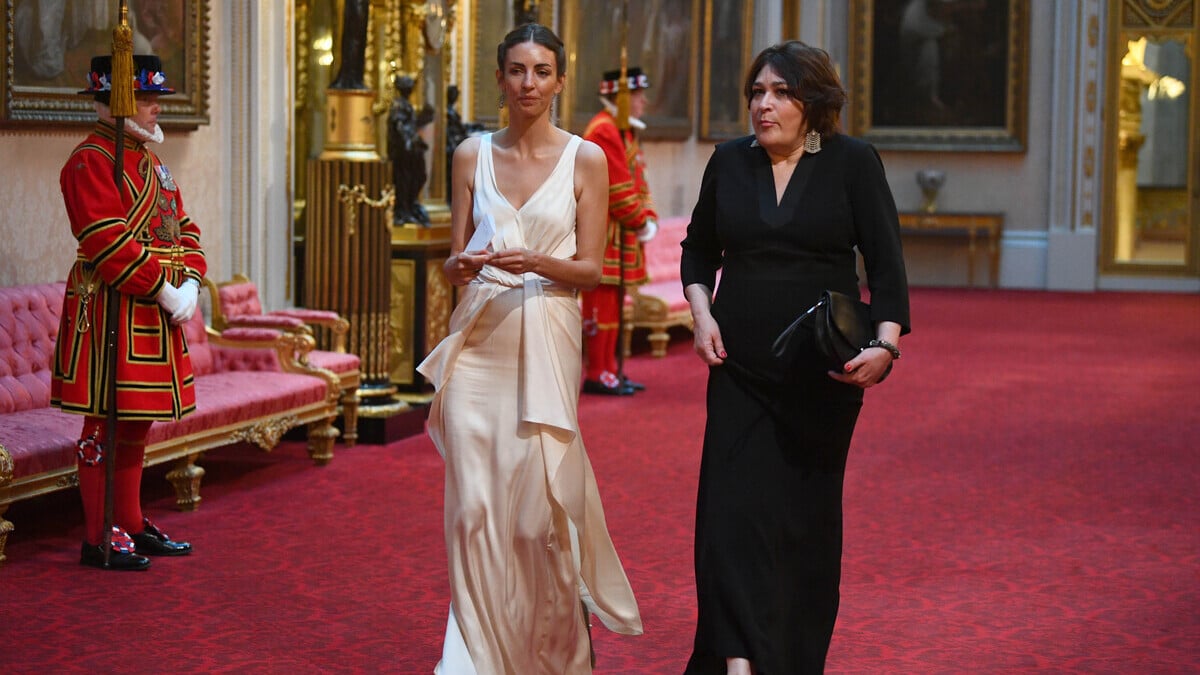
[691,312,726,366]
[685,283,725,366]
[444,249,492,286]
[487,247,543,276]
[828,347,893,388]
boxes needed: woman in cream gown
[417,24,642,674]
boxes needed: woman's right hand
[692,312,726,366]
[444,249,492,286]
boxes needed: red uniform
[52,121,206,419]
[581,110,657,385]
[52,120,205,554]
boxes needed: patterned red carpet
[2,288,1197,673]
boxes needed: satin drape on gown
[418,134,642,674]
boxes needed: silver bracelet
[867,339,901,360]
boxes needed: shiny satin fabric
[419,133,642,674]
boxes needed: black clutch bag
[771,290,873,371]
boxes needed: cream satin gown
[418,133,642,675]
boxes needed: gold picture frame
[848,0,1029,152]
[1,0,210,129]
[467,0,555,128]
[561,0,699,140]
[699,0,753,140]
[468,0,509,127]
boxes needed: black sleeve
[848,141,911,335]
[680,146,724,292]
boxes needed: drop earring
[803,130,822,154]
[498,93,506,109]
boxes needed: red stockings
[581,285,621,380]
[76,417,152,545]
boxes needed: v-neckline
[488,134,574,213]
[755,143,817,227]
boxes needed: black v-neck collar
[754,144,818,227]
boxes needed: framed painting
[699,0,753,140]
[1,0,210,128]
[561,0,698,140]
[467,0,555,128]
[848,0,1029,152]
[468,0,509,127]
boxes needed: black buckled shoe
[582,379,635,396]
[620,376,646,392]
[130,518,192,556]
[80,542,151,571]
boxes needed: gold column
[321,90,381,161]
[305,158,397,404]
[305,10,409,429]
[299,0,457,411]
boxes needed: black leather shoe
[130,519,192,556]
[620,376,646,392]
[80,542,151,571]
[582,379,635,396]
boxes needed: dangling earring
[803,130,822,154]
[498,93,506,109]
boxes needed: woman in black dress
[681,42,910,674]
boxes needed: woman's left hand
[828,347,894,388]
[488,247,542,275]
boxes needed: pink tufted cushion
[181,310,214,376]
[218,281,343,332]
[211,334,285,373]
[144,371,328,444]
[217,281,264,318]
[306,350,360,374]
[1,373,328,476]
[226,314,306,331]
[272,308,342,323]
[0,283,66,413]
[0,407,80,477]
[644,216,689,284]
[0,282,334,483]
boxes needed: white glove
[637,218,658,243]
[156,279,199,325]
[156,281,185,318]
[172,279,200,325]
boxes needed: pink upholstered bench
[625,216,696,357]
[0,282,343,566]
[206,275,361,445]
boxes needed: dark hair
[496,23,566,77]
[743,41,847,136]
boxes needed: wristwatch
[867,339,901,360]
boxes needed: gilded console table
[898,212,1004,287]
[390,220,454,397]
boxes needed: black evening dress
[680,133,910,674]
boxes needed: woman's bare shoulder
[453,136,483,191]
[574,137,607,169]
[454,134,483,160]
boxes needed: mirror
[1108,31,1195,272]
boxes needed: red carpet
[2,288,1198,673]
